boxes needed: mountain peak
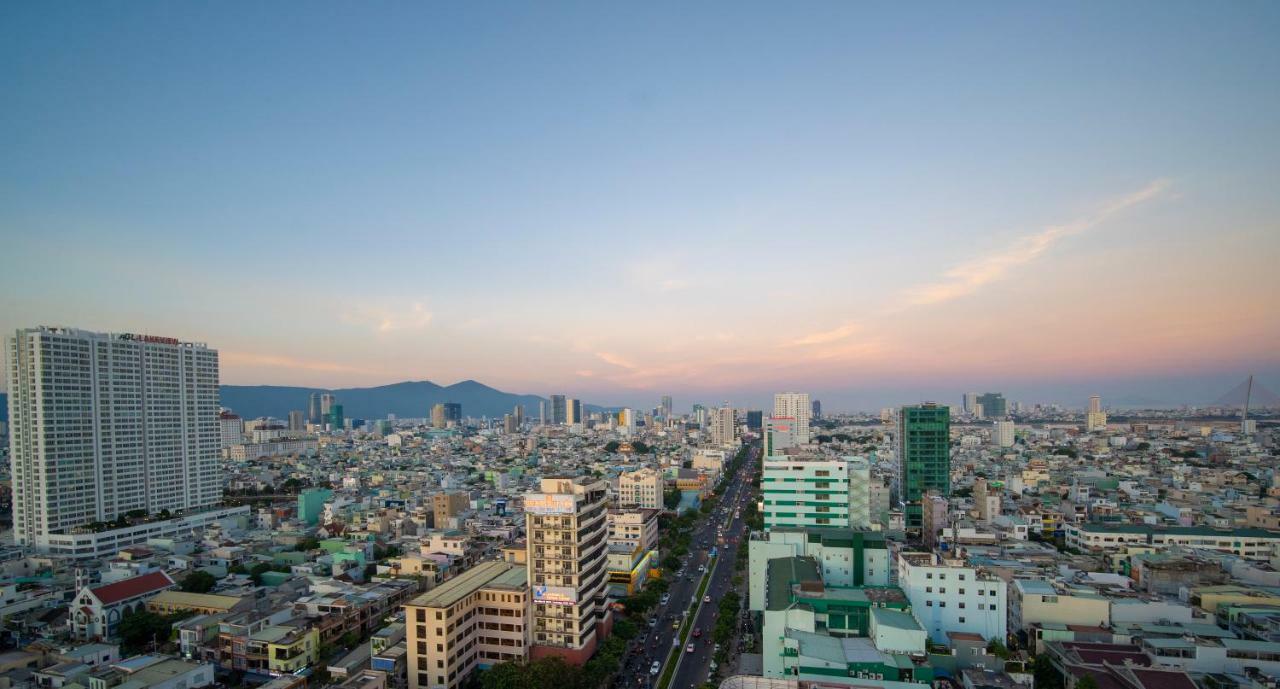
[218,380,546,420]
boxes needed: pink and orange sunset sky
[2,3,1277,410]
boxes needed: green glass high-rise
[897,403,950,530]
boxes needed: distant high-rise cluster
[430,402,462,428]
[976,392,1006,419]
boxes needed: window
[926,573,933,579]
[926,587,932,593]
[959,588,966,595]
[939,602,946,608]
[959,602,966,609]
[926,601,933,607]
[959,616,966,624]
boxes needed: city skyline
[3,3,1278,409]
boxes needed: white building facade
[896,552,1007,644]
[7,327,222,552]
[773,393,812,444]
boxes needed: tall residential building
[565,399,582,426]
[660,395,673,419]
[992,419,1015,448]
[710,406,736,446]
[897,403,951,530]
[320,393,336,419]
[549,395,566,425]
[746,410,763,431]
[617,468,664,510]
[975,392,1006,418]
[811,399,822,420]
[538,400,546,425]
[514,404,524,427]
[6,327,221,550]
[219,411,244,449]
[525,476,608,664]
[287,410,305,432]
[431,404,446,429]
[308,392,322,425]
[773,392,812,444]
[962,393,979,415]
[327,404,344,430]
[1086,394,1107,432]
[405,561,530,689]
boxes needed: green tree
[117,609,173,654]
[180,570,217,593]
[613,617,638,641]
[295,537,321,552]
[1076,676,1098,689]
[604,441,621,453]
[1033,654,1065,689]
[480,663,524,689]
[986,639,1011,659]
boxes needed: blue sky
[2,2,1278,410]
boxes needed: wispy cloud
[596,351,638,369]
[221,351,383,375]
[341,300,433,333]
[903,179,1171,307]
[788,322,860,347]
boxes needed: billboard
[525,493,575,515]
[533,585,577,606]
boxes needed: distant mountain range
[219,380,554,421]
[0,383,608,425]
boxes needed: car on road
[648,617,657,627]
[650,661,661,675]
[693,627,702,638]
[703,595,712,604]
[714,643,721,652]
[672,620,680,629]
[698,564,705,572]
[661,593,670,604]
[686,644,695,654]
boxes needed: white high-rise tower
[773,392,812,444]
[6,327,222,551]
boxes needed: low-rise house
[71,572,176,641]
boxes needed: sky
[2,2,1278,412]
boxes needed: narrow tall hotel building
[525,476,609,664]
[6,327,223,552]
